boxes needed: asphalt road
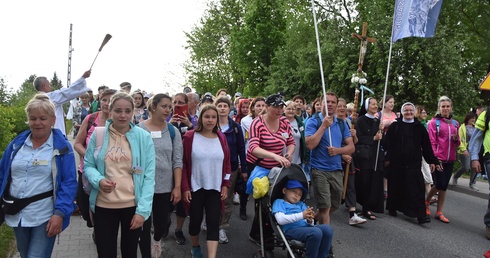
[161,188,489,258]
[63,134,490,258]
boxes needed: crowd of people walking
[1,70,490,258]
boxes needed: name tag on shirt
[299,126,304,132]
[281,132,289,139]
[224,174,231,180]
[150,131,162,138]
[32,159,48,166]
[131,166,143,175]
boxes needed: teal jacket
[83,120,155,220]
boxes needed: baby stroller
[252,164,308,258]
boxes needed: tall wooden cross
[352,22,376,73]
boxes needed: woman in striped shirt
[246,94,295,254]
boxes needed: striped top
[246,115,295,169]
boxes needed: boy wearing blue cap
[272,179,333,258]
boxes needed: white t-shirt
[191,132,224,192]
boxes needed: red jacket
[181,130,231,193]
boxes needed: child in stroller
[272,179,333,258]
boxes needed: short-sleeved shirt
[305,113,351,171]
[246,116,295,169]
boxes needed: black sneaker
[174,230,186,245]
[240,209,247,221]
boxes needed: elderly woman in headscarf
[354,97,385,220]
[384,102,441,224]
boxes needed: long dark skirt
[386,166,426,218]
[355,168,384,213]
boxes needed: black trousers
[94,206,142,258]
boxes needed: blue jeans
[454,153,477,185]
[13,221,56,258]
[285,224,333,258]
[484,159,490,226]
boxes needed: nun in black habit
[354,97,385,220]
[384,102,441,224]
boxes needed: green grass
[0,224,15,257]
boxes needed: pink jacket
[427,116,461,162]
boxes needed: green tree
[184,0,248,96]
[232,0,287,97]
[184,0,489,115]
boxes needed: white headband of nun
[365,97,372,111]
[401,102,415,112]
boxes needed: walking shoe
[452,177,458,185]
[417,215,431,224]
[151,238,162,258]
[484,174,488,180]
[240,208,247,220]
[174,230,186,245]
[219,229,229,244]
[435,213,449,223]
[191,246,204,258]
[470,184,480,191]
[349,213,367,225]
[486,226,490,240]
[201,220,207,231]
[233,193,240,204]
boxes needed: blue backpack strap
[168,123,175,142]
[436,118,458,135]
[436,119,440,135]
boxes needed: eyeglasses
[403,109,414,113]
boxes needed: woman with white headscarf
[384,102,441,224]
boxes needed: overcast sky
[0,0,206,95]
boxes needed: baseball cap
[234,92,242,98]
[265,94,286,107]
[201,95,214,104]
[144,93,153,99]
[284,179,307,196]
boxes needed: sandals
[363,211,377,220]
[435,213,449,223]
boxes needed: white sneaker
[349,213,367,225]
[151,238,162,258]
[470,184,479,191]
[233,193,240,204]
[219,229,229,244]
[452,177,458,186]
[201,220,207,231]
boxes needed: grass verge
[0,224,15,257]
